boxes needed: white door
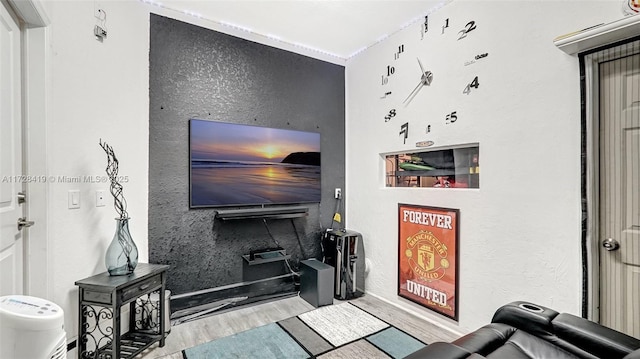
[599,52,640,338]
[0,2,23,296]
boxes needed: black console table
[75,263,170,359]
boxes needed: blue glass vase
[105,217,138,276]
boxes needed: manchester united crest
[405,230,449,281]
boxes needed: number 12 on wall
[458,21,477,40]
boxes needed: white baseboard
[365,291,469,338]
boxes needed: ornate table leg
[78,305,114,359]
[78,289,86,359]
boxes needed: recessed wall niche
[384,145,479,188]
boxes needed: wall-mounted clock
[376,11,487,145]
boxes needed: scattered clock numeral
[445,111,458,124]
[395,45,405,60]
[382,65,396,85]
[416,140,435,148]
[470,76,480,88]
[426,124,431,134]
[442,18,449,34]
[384,109,397,122]
[457,21,477,40]
[421,16,429,39]
[463,76,480,94]
[400,122,409,144]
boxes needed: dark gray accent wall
[149,14,345,296]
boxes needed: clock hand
[404,58,434,106]
[421,71,433,86]
[417,57,426,75]
[403,71,433,106]
[403,80,424,105]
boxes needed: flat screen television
[189,119,321,208]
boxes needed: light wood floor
[139,294,461,359]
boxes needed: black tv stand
[214,206,309,220]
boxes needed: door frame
[580,36,640,321]
[5,0,50,298]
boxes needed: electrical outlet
[334,188,342,199]
[96,190,106,207]
[94,25,107,39]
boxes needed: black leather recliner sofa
[406,301,640,359]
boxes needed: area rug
[183,302,427,358]
[183,322,308,359]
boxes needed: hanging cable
[262,219,300,278]
[290,219,307,260]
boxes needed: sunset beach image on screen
[189,119,321,207]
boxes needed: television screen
[189,119,321,207]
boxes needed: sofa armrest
[404,342,474,359]
[453,323,517,355]
[491,301,559,338]
[553,313,640,359]
[624,349,640,359]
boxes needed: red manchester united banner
[398,204,459,321]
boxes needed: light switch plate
[68,190,80,209]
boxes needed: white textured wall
[47,0,150,342]
[345,0,622,334]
